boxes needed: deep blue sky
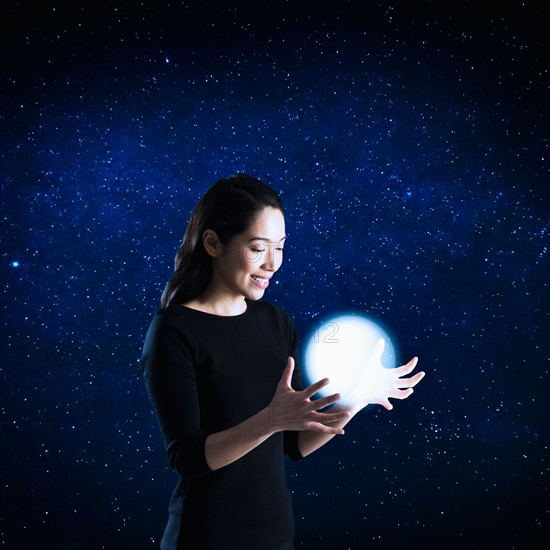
[1,1,548,548]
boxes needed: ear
[202,229,223,257]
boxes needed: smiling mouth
[251,275,270,288]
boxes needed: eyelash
[251,248,284,253]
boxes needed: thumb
[281,356,295,388]
[371,338,385,364]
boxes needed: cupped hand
[341,338,425,412]
[268,357,351,434]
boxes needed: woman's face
[212,207,286,301]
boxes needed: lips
[251,274,271,289]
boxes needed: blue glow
[11,261,20,268]
[301,312,397,399]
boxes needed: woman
[140,173,424,549]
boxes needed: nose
[262,244,279,272]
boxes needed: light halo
[301,311,398,400]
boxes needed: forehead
[245,207,286,241]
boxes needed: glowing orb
[302,313,397,399]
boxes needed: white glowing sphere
[302,313,397,398]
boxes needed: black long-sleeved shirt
[140,299,303,549]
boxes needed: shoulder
[142,305,198,348]
[147,304,189,330]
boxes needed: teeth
[252,276,267,282]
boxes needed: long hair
[160,173,285,308]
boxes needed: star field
[1,1,548,548]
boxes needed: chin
[245,288,266,301]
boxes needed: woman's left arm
[297,343,425,457]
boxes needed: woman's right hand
[265,357,351,434]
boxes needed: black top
[140,299,304,550]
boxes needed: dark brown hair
[160,173,285,307]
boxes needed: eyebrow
[248,236,287,242]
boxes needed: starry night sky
[1,1,548,548]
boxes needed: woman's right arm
[141,313,348,476]
[141,311,212,479]
[204,357,350,471]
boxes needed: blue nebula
[1,1,547,548]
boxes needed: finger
[281,357,295,388]
[302,377,330,399]
[372,338,385,362]
[391,388,414,400]
[313,410,351,424]
[394,357,418,376]
[309,392,342,411]
[380,398,393,411]
[396,371,425,389]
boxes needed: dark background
[1,1,548,548]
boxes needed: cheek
[240,249,254,264]
[242,254,261,272]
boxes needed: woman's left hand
[340,338,425,413]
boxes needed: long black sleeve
[140,309,212,479]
